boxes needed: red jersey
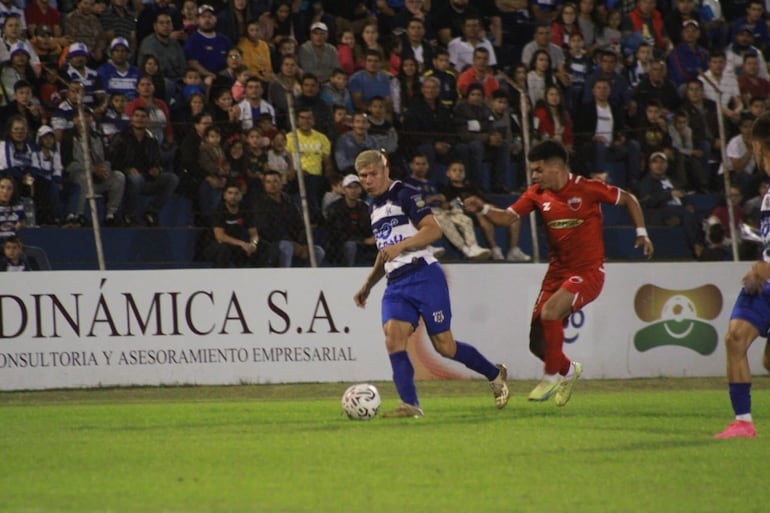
[510,174,620,273]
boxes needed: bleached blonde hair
[354,149,388,173]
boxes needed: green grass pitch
[1,378,769,513]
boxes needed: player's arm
[462,195,519,227]
[354,251,386,308]
[380,215,442,262]
[618,189,654,259]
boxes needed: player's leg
[715,318,759,438]
[763,340,770,372]
[380,280,423,418]
[419,264,509,408]
[528,287,574,401]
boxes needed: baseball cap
[36,125,55,144]
[342,174,360,187]
[110,37,130,51]
[737,25,754,35]
[682,19,699,29]
[34,25,52,37]
[68,42,89,57]
[197,4,215,15]
[8,42,30,58]
[649,151,667,162]
[310,21,328,32]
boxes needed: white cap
[36,125,54,143]
[110,37,130,51]
[342,174,360,187]
[68,42,89,57]
[649,151,667,162]
[310,21,328,32]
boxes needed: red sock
[541,319,571,375]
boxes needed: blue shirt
[184,31,233,74]
[97,62,142,101]
[369,181,437,277]
[667,43,709,87]
[348,70,392,105]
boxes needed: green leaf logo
[633,284,722,355]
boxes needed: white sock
[544,373,560,383]
[563,362,575,379]
[736,414,753,422]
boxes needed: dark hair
[707,223,725,246]
[192,111,212,124]
[203,125,221,137]
[301,72,319,84]
[528,140,568,163]
[3,235,21,246]
[13,79,31,92]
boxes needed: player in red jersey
[465,140,654,406]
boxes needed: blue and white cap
[9,42,30,57]
[68,42,89,58]
[110,37,130,51]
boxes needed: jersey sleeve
[582,177,622,205]
[399,185,433,226]
[509,187,537,218]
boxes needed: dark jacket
[574,101,628,146]
[402,98,456,148]
[254,191,306,244]
[108,127,162,175]
[325,197,373,262]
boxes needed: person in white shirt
[700,51,742,125]
[237,76,276,130]
[447,14,496,72]
[719,113,757,197]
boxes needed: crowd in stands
[0,0,767,268]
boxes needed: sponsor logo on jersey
[547,218,583,229]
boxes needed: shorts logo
[632,284,722,355]
[432,310,445,323]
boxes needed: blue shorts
[730,283,770,337]
[382,262,452,335]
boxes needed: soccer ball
[341,383,381,420]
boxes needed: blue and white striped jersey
[760,189,770,262]
[370,180,438,276]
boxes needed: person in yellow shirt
[285,107,334,221]
[238,19,273,83]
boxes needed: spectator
[391,56,423,122]
[432,0,483,47]
[353,22,387,72]
[216,0,257,45]
[596,9,622,55]
[325,174,377,266]
[1,16,39,75]
[668,110,709,193]
[204,182,269,267]
[560,31,591,116]
[268,54,301,130]
[198,125,229,223]
[108,106,179,226]
[258,1,296,47]
[238,19,273,83]
[51,81,82,141]
[632,59,680,120]
[185,5,232,80]
[32,125,63,225]
[551,3,581,49]
[576,78,641,188]
[64,0,106,63]
[681,79,719,179]
[102,92,130,143]
[622,0,670,56]
[453,83,510,192]
[404,155,490,260]
[294,73,335,140]
[534,85,574,153]
[719,113,758,197]
[63,42,105,110]
[526,49,557,106]
[664,0,707,48]
[320,68,353,113]
[367,96,399,155]
[635,151,702,258]
[399,17,434,74]
[237,76,276,130]
[99,0,136,50]
[402,76,461,184]
[700,51,743,125]
[25,0,63,46]
[135,0,183,49]
[126,74,175,162]
[176,111,212,220]
[29,25,61,70]
[285,107,333,221]
[725,25,768,80]
[137,13,187,85]
[0,175,25,241]
[638,99,674,163]
[348,50,392,113]
[521,22,565,73]
[457,46,500,99]
[254,170,325,267]
[496,0,536,69]
[1,235,30,271]
[297,22,339,84]
[230,65,250,102]
[265,130,295,189]
[730,1,769,49]
[423,47,457,109]
[0,44,37,105]
[0,79,43,139]
[336,29,355,76]
[0,116,39,196]
[667,20,709,87]
[581,49,632,112]
[98,38,140,101]
[625,42,653,88]
[213,47,244,90]
[698,222,731,261]
[63,110,125,227]
[738,53,770,106]
[208,86,241,143]
[334,111,377,174]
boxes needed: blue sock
[453,341,499,381]
[728,382,751,416]
[389,351,418,406]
